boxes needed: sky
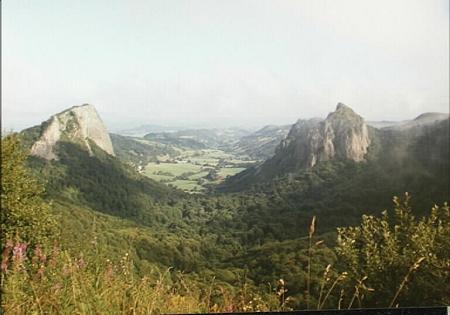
[2,0,449,131]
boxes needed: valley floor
[141,148,255,192]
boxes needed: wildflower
[12,243,28,263]
[1,240,14,272]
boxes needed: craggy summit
[30,104,115,160]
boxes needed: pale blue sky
[2,0,449,131]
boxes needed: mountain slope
[383,112,449,131]
[110,133,179,168]
[21,104,184,224]
[233,124,291,160]
[222,104,448,197]
[224,103,372,186]
[143,128,250,151]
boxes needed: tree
[1,135,57,246]
[336,193,450,307]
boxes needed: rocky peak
[335,102,352,112]
[30,104,115,160]
[268,103,371,171]
[328,102,362,119]
[322,103,369,162]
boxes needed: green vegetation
[111,133,179,168]
[143,148,254,192]
[145,162,203,177]
[1,238,287,314]
[1,126,449,313]
[111,130,257,192]
[218,167,246,178]
[1,135,57,247]
[336,194,450,307]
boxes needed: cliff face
[319,103,370,164]
[264,103,370,173]
[30,104,115,160]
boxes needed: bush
[1,135,57,247]
[336,193,450,307]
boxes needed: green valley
[113,132,256,192]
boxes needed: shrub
[1,135,57,247]
[336,193,450,307]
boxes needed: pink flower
[12,243,28,263]
[1,240,14,272]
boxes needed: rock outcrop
[263,103,371,172]
[31,104,115,160]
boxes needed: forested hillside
[1,104,449,313]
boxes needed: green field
[170,180,204,192]
[218,167,246,177]
[142,148,254,192]
[188,171,210,180]
[144,162,203,177]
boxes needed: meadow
[143,149,254,192]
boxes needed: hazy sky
[2,0,449,131]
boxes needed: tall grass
[0,239,282,314]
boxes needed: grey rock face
[273,103,370,169]
[31,104,115,160]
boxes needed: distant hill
[383,112,449,130]
[233,124,291,160]
[143,128,251,151]
[115,124,184,137]
[110,133,179,168]
[367,112,448,130]
[366,120,406,129]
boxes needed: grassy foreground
[1,240,285,314]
